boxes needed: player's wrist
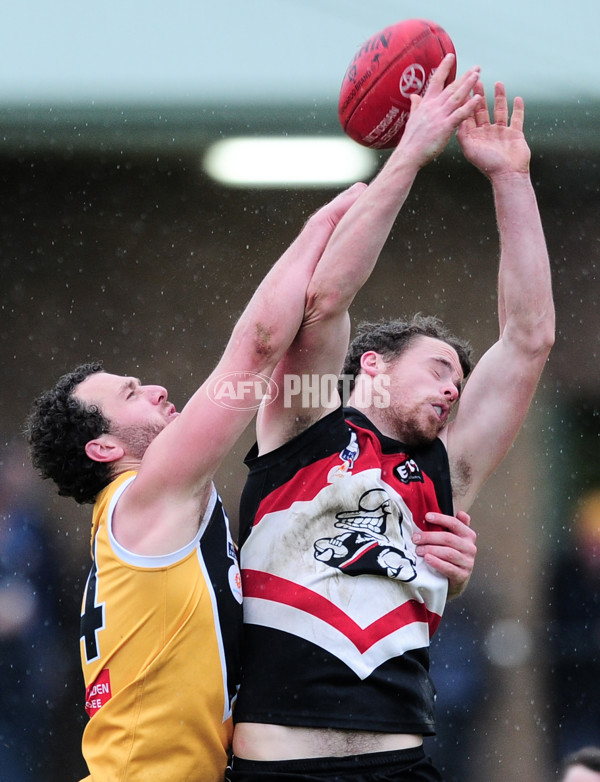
[384,148,423,182]
[488,168,532,186]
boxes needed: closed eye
[430,358,462,394]
[121,377,142,400]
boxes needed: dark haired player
[230,59,555,782]
[25,182,368,782]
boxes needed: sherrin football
[338,19,457,149]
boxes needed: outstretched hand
[397,54,482,168]
[457,81,531,178]
[412,510,477,599]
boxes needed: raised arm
[445,82,555,511]
[115,185,363,552]
[257,55,483,454]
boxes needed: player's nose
[145,385,168,404]
[443,383,459,402]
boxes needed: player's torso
[80,472,242,781]
[236,408,452,733]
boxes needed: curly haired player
[25,182,369,782]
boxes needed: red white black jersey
[236,406,454,734]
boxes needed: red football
[338,19,457,149]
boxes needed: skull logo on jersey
[313,488,417,581]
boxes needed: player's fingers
[417,545,462,564]
[416,532,477,556]
[456,111,476,138]
[494,81,509,126]
[446,66,481,105]
[471,81,490,126]
[423,511,475,534]
[426,53,456,92]
[409,93,423,114]
[510,95,525,132]
[331,181,368,213]
[417,549,473,579]
[451,94,484,128]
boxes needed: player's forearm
[492,172,555,350]
[306,62,481,321]
[304,154,421,318]
[223,186,364,373]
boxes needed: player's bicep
[447,339,545,509]
[256,313,351,454]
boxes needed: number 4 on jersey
[80,556,105,664]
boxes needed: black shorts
[226,746,444,782]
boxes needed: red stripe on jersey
[253,426,393,526]
[243,569,441,653]
[252,453,337,525]
[253,424,442,534]
[339,541,380,569]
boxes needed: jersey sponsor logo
[327,431,360,481]
[227,538,243,604]
[394,457,424,484]
[228,564,243,604]
[85,668,112,716]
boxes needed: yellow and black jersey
[79,471,242,781]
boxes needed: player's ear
[85,435,124,464]
[359,351,384,377]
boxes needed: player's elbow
[516,310,555,358]
[542,319,556,354]
[532,308,555,354]
[304,283,349,323]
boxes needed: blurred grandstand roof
[0,0,597,152]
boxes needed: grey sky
[0,0,597,106]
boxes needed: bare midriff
[233,723,423,760]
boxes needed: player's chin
[406,429,439,449]
[421,418,444,443]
